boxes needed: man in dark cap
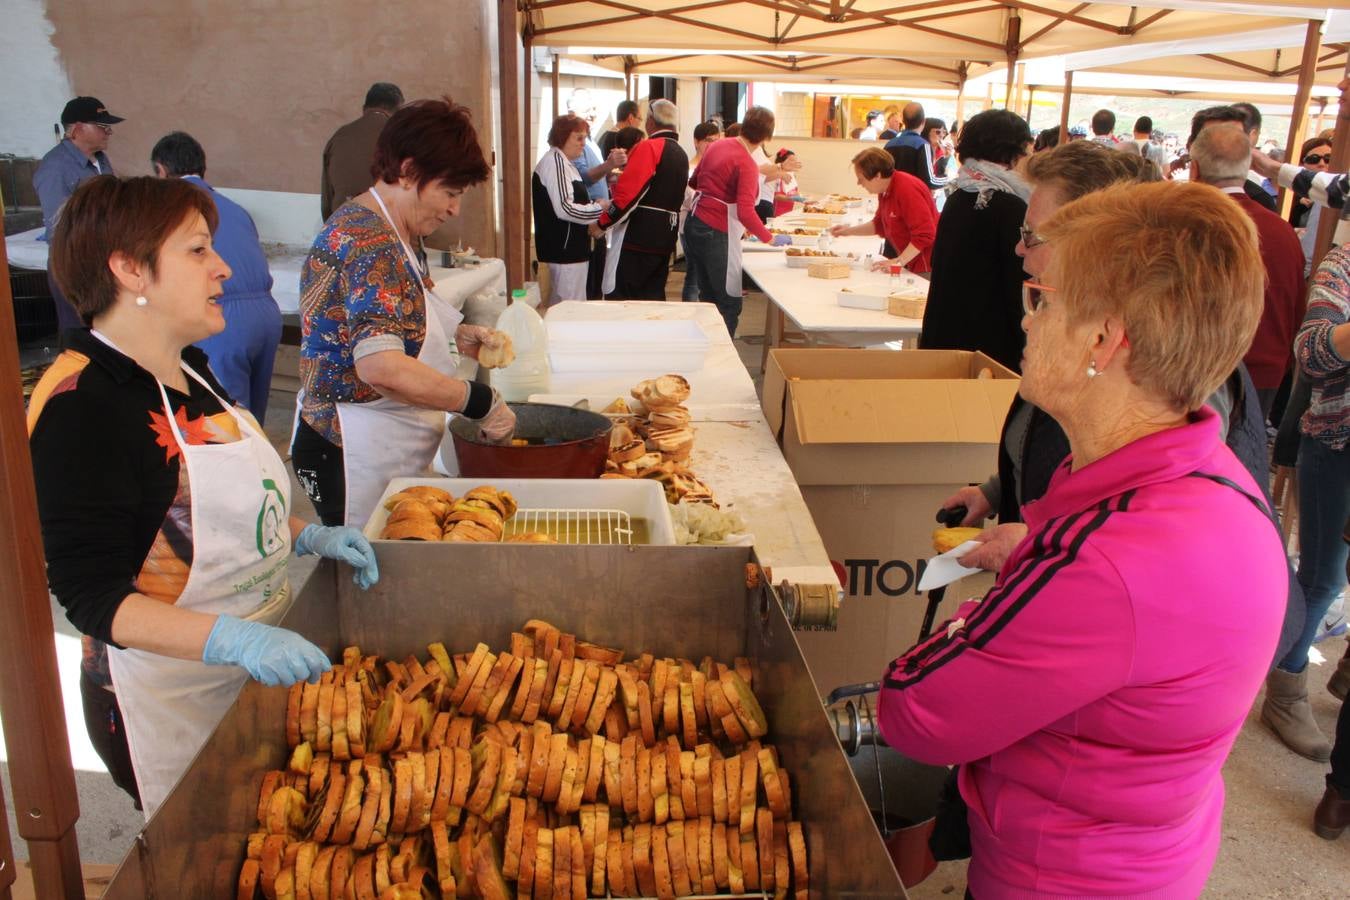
[321,82,404,220]
[33,96,125,329]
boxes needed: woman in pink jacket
[879,181,1288,898]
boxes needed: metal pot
[450,401,612,478]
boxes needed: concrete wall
[769,136,876,198]
[2,0,500,253]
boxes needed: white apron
[105,355,294,820]
[335,188,464,528]
[601,206,679,296]
[692,193,746,298]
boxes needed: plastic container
[363,476,677,544]
[546,320,710,373]
[491,296,550,401]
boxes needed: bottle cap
[511,288,528,299]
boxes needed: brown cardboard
[763,349,1018,692]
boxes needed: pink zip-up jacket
[878,409,1286,899]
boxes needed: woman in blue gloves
[29,175,378,818]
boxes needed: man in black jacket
[589,99,689,300]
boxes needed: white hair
[1190,123,1252,184]
[649,99,678,128]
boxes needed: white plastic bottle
[490,290,551,401]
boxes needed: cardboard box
[762,349,1019,692]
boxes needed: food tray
[785,253,842,269]
[546,320,710,373]
[888,294,928,319]
[808,262,851,279]
[836,289,889,311]
[363,476,676,545]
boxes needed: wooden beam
[700,76,708,122]
[1280,20,1324,219]
[551,53,560,120]
[498,0,526,289]
[523,34,533,251]
[1022,2,1088,46]
[1129,8,1173,34]
[1316,96,1329,136]
[1005,10,1021,112]
[1198,52,1281,79]
[0,207,86,899]
[1311,60,1350,273]
[1025,83,1036,126]
[1058,68,1073,145]
[1002,1,1124,35]
[955,61,968,129]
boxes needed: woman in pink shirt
[879,181,1289,898]
[683,106,790,338]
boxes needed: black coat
[920,189,1029,373]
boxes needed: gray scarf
[954,158,1031,209]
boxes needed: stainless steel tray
[103,545,907,898]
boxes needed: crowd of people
[21,79,1350,896]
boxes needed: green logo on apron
[256,478,287,557]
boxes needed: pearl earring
[135,296,148,307]
[1086,359,1100,378]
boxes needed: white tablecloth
[536,300,834,587]
[5,228,48,271]
[741,233,925,347]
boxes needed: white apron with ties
[103,351,294,819]
[333,188,467,528]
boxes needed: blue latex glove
[789,195,807,203]
[202,615,331,686]
[770,234,794,247]
[294,524,380,590]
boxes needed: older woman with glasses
[881,181,1288,898]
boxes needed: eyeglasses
[1304,153,1333,165]
[1018,224,1049,250]
[81,122,113,134]
[1021,281,1056,316]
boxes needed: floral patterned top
[298,202,431,445]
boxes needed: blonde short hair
[1040,181,1263,411]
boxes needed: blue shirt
[181,176,275,302]
[578,137,609,202]
[33,139,115,241]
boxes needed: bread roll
[382,519,442,541]
[477,333,516,369]
[611,440,646,464]
[932,527,983,554]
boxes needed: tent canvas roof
[525,1,1314,65]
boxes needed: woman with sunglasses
[1291,137,1332,230]
[881,180,1288,899]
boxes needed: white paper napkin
[917,541,983,592]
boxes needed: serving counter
[740,235,925,369]
[540,301,836,590]
[101,549,909,898]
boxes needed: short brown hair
[546,113,587,149]
[740,106,775,144]
[1040,181,1263,411]
[371,96,491,189]
[50,175,218,324]
[1024,140,1157,201]
[851,147,894,180]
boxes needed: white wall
[1,0,73,158]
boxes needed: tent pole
[497,0,526,289]
[1025,84,1036,129]
[1280,19,1324,218]
[1315,97,1328,137]
[551,54,560,120]
[983,83,993,111]
[523,34,533,254]
[1058,70,1074,145]
[0,205,86,899]
[1004,9,1021,111]
[1013,63,1026,117]
[1311,60,1350,273]
[954,62,968,130]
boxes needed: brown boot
[1327,640,1350,701]
[1314,780,1350,840]
[1260,667,1332,762]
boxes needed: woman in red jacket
[828,147,938,273]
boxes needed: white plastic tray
[363,477,677,545]
[546,319,710,373]
[836,289,888,311]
